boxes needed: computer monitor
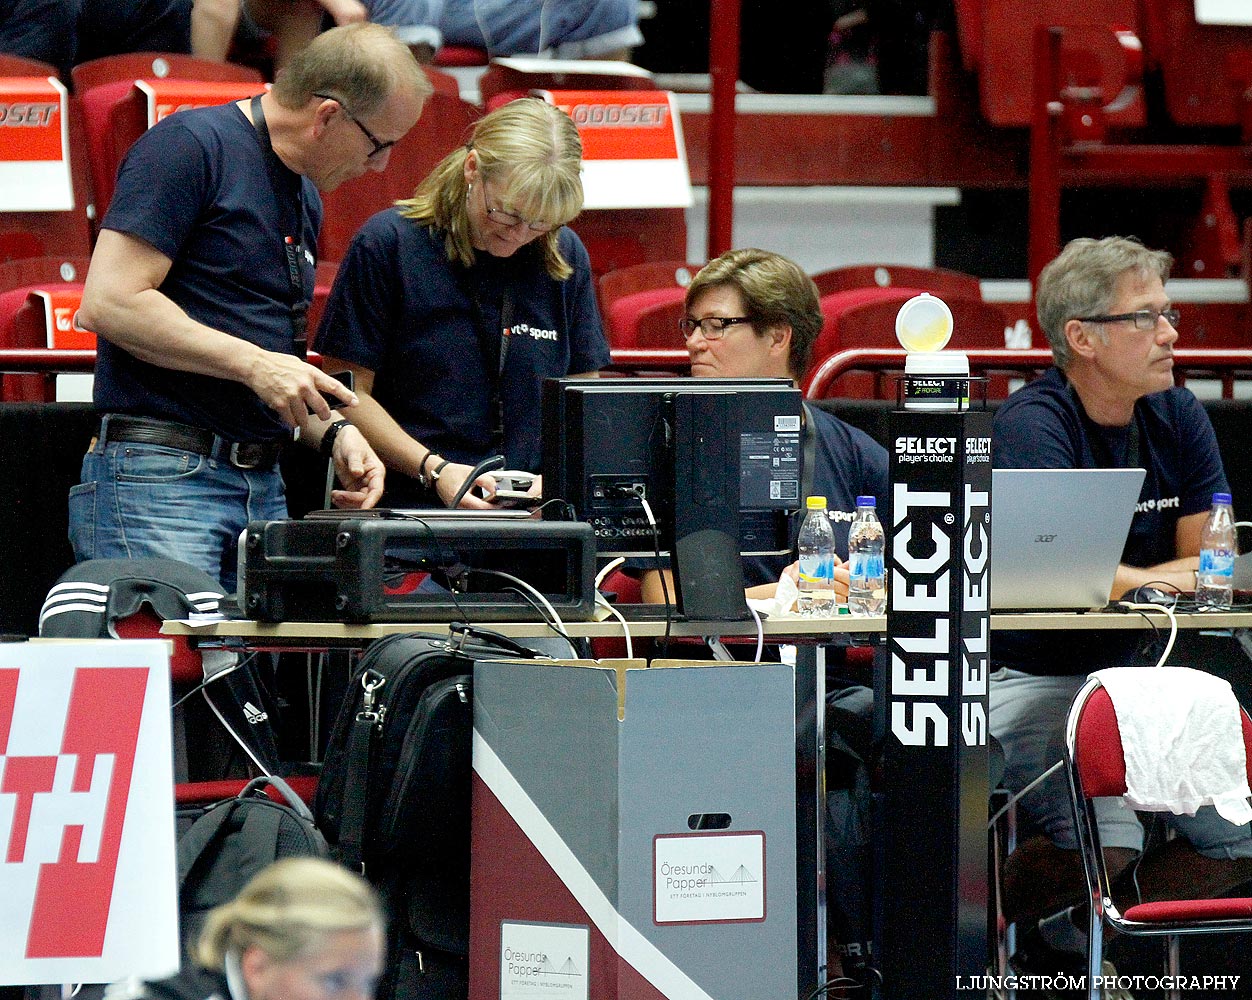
[541,377,804,620]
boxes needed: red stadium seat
[317,84,480,264]
[70,52,263,94]
[810,263,982,300]
[0,54,60,78]
[0,94,95,263]
[597,260,702,348]
[808,288,1010,398]
[433,45,489,68]
[0,282,87,400]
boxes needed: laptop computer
[990,468,1146,610]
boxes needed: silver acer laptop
[990,468,1146,610]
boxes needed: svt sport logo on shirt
[503,323,560,342]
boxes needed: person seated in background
[639,247,889,606]
[246,0,641,71]
[315,97,609,510]
[991,235,1252,981]
[145,857,385,1000]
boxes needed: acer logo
[1035,533,1057,543]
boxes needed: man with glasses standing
[316,98,609,508]
[72,23,431,589]
[990,236,1252,986]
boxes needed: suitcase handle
[448,621,541,659]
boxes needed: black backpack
[138,776,328,999]
[314,624,543,1000]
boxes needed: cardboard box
[469,659,797,1000]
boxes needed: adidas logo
[243,701,269,725]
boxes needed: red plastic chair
[0,282,86,400]
[808,288,1010,398]
[317,86,480,264]
[0,54,60,78]
[597,260,702,348]
[70,52,263,94]
[810,263,982,300]
[1065,670,1252,997]
[0,95,95,263]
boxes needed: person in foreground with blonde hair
[146,857,385,1000]
[317,97,609,509]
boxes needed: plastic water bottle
[847,496,886,616]
[796,496,836,617]
[1197,491,1236,610]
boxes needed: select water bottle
[847,496,886,616]
[796,496,836,616]
[1197,491,1236,610]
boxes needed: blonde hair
[196,858,384,969]
[271,23,431,117]
[397,98,584,280]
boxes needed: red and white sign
[136,79,267,127]
[0,640,178,985]
[543,90,692,210]
[33,287,94,350]
[0,76,73,212]
[32,287,95,401]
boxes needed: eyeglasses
[678,316,756,339]
[314,93,396,159]
[480,181,554,233]
[1075,307,1181,331]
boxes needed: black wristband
[320,419,348,459]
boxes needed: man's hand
[246,352,359,428]
[329,423,385,509]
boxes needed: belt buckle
[229,441,264,469]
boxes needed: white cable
[639,495,657,528]
[474,567,568,637]
[1118,601,1179,667]
[595,556,626,589]
[596,593,634,659]
[987,760,1063,829]
[749,605,765,662]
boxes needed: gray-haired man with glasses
[989,236,1252,984]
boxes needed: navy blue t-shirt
[743,404,890,587]
[95,102,321,442]
[992,366,1228,674]
[316,209,610,480]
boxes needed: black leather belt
[99,415,284,471]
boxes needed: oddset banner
[0,76,73,212]
[0,640,178,985]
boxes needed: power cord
[468,567,572,644]
[1115,601,1178,667]
[638,494,673,657]
[448,454,506,508]
[593,557,634,658]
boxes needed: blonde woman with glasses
[317,98,609,509]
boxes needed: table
[164,609,1252,997]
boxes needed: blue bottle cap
[855,496,876,507]
[1214,492,1232,505]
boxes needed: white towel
[1092,667,1252,826]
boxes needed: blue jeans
[68,419,287,592]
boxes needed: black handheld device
[322,370,355,409]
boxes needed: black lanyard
[249,94,309,353]
[472,281,514,453]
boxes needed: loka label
[0,641,177,985]
[652,831,765,924]
[499,921,589,1000]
